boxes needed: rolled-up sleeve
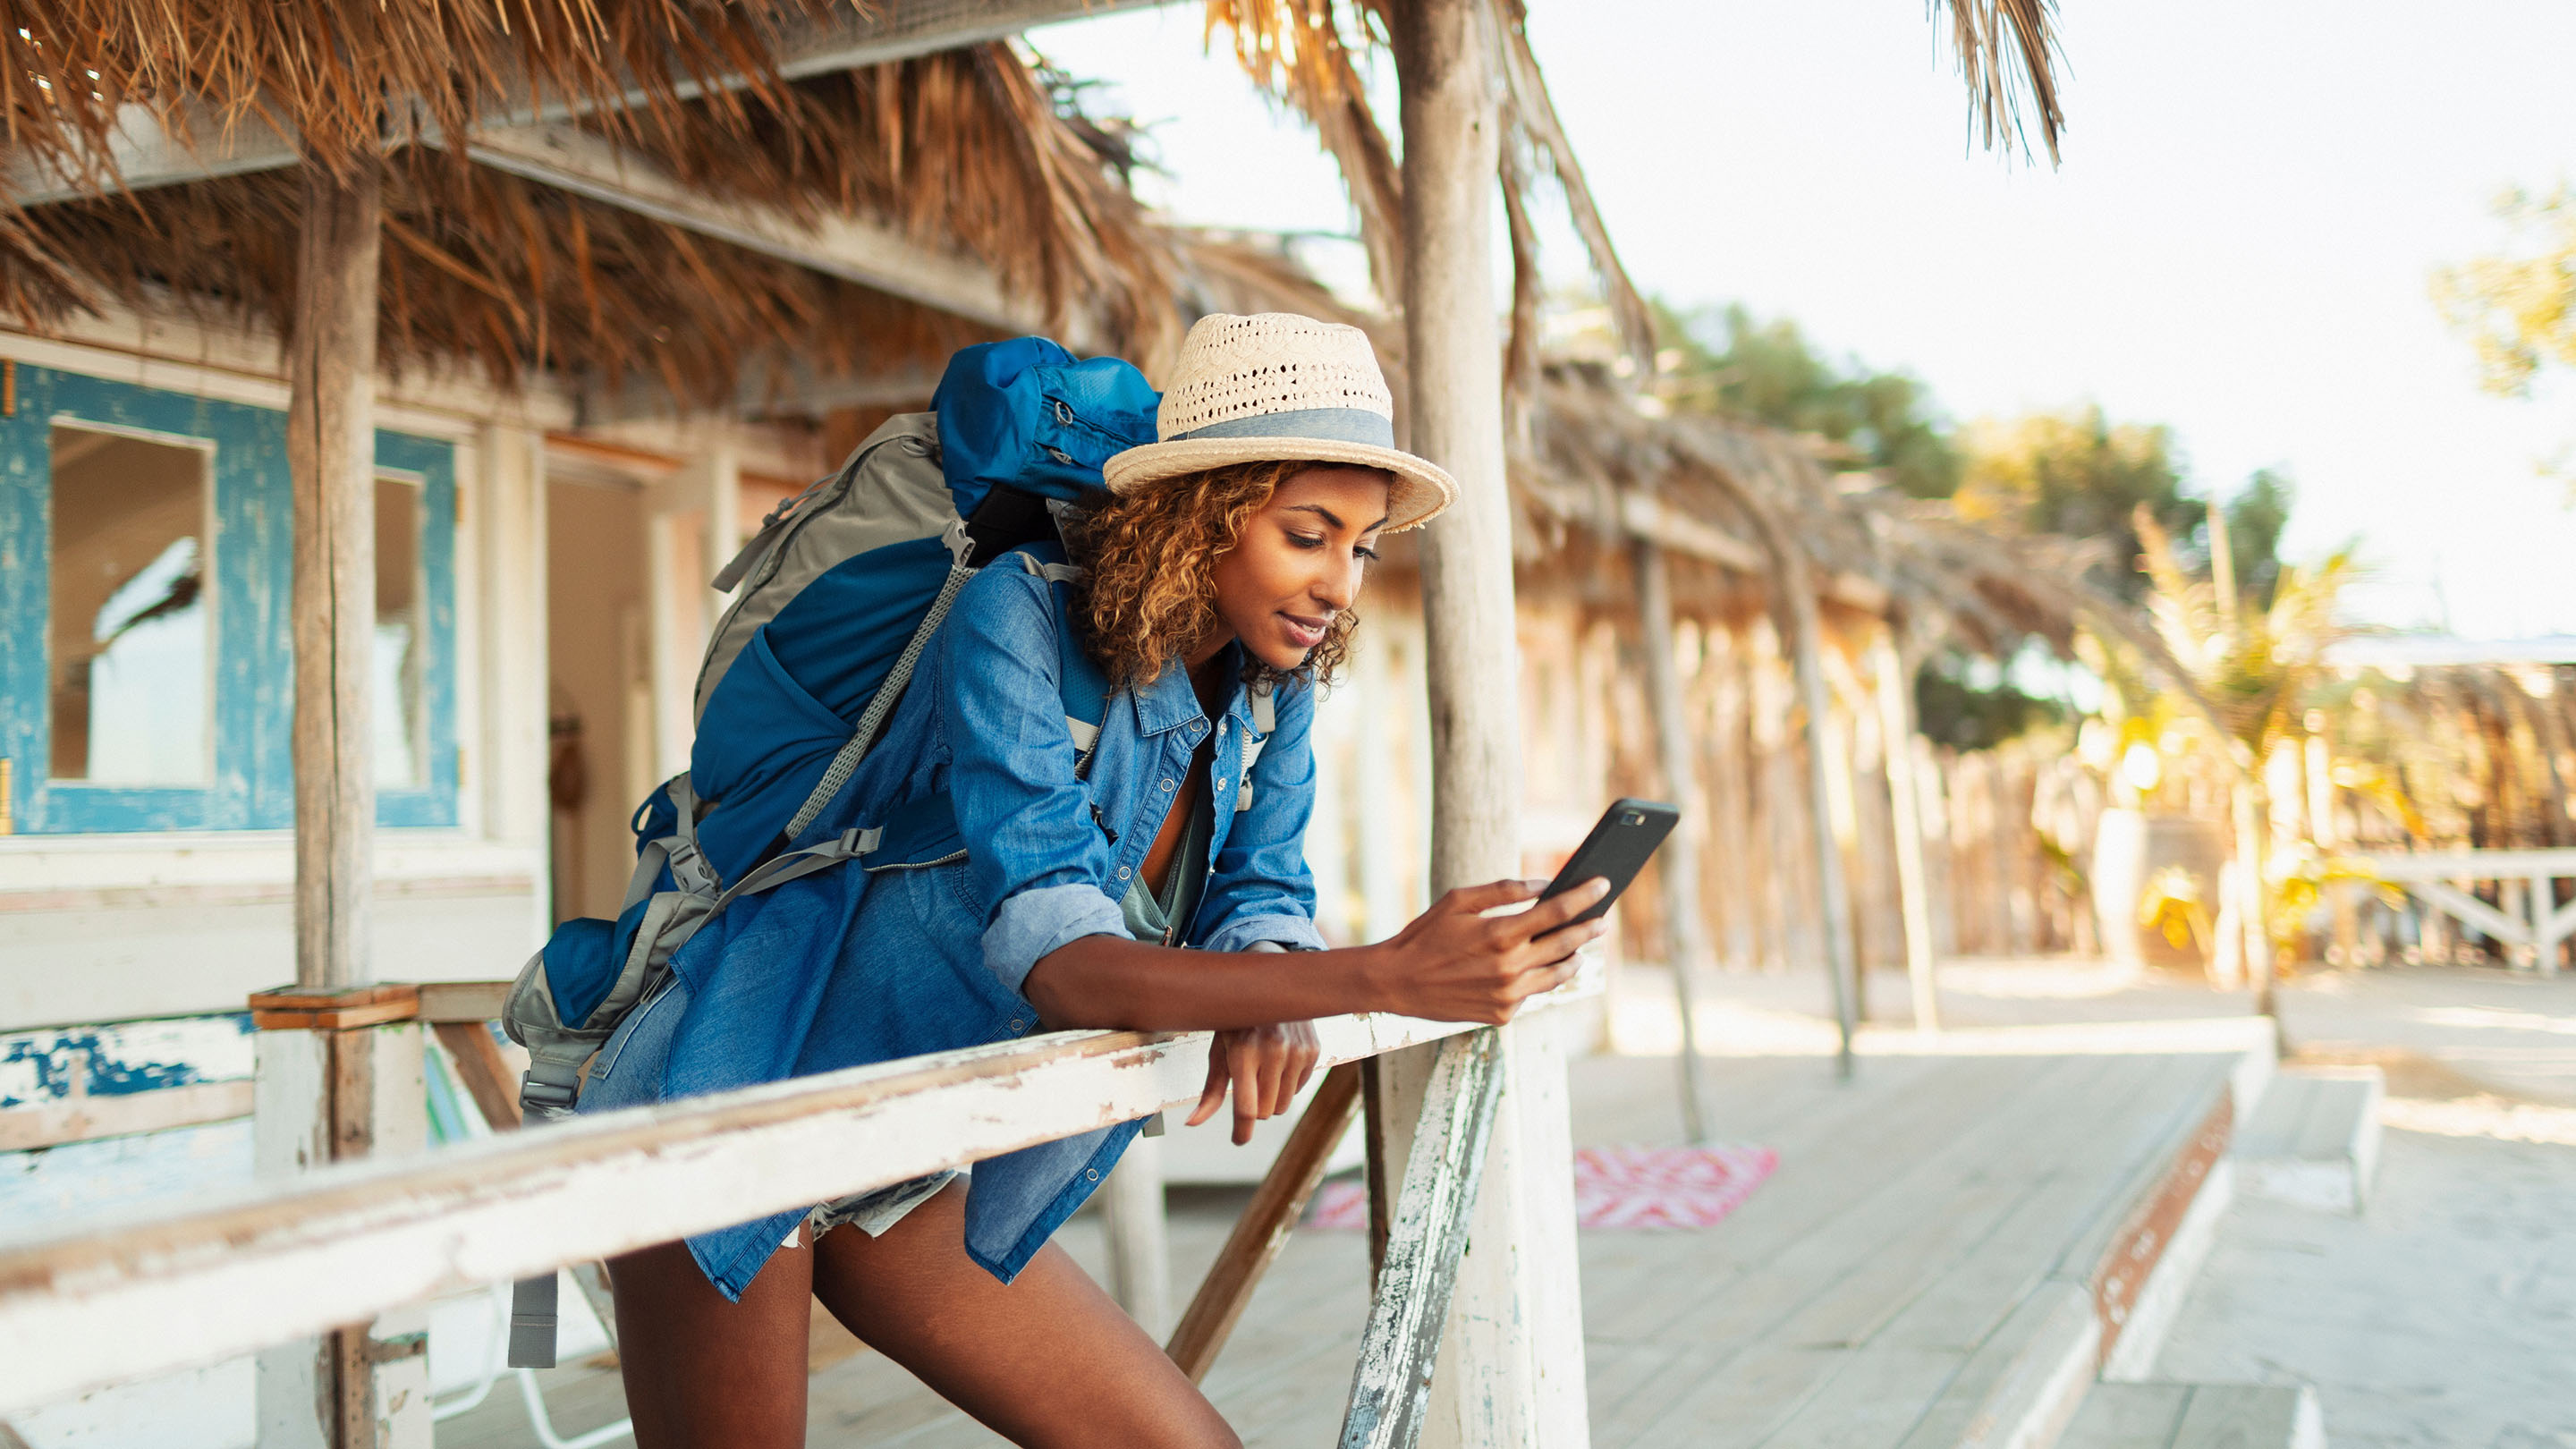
[1197,678,1328,954]
[984,883,1131,996]
[937,567,1126,995]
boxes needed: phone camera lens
[1620,811,1641,826]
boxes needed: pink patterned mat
[1304,1144,1779,1232]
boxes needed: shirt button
[1085,1169,1099,1181]
[1160,778,1174,791]
[1117,867,1131,879]
[1008,1019,1026,1032]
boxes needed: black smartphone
[1538,799,1680,926]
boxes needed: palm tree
[2129,504,2364,1011]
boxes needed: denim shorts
[579,969,955,1241]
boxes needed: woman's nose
[1315,556,1361,611]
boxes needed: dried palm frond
[1,23,1186,406]
[602,48,1182,369]
[3,155,987,407]
[1930,0,2067,164]
[1,0,824,194]
[1493,0,1652,373]
[1200,0,1404,301]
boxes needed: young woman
[587,313,1608,1448]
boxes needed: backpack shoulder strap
[1020,551,1113,776]
[1236,680,1275,813]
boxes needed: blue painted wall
[0,365,457,833]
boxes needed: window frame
[0,365,459,834]
[38,418,222,794]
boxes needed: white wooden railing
[2361,848,2576,974]
[0,980,1595,1445]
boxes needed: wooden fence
[0,980,1595,1446]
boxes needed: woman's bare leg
[607,1233,813,1449]
[812,1182,1240,1449]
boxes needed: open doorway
[545,469,648,923]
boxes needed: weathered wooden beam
[416,979,513,1024]
[1165,1062,1363,1381]
[1336,1031,1504,1449]
[5,1,1182,205]
[3,100,298,206]
[462,123,1046,337]
[0,1081,254,1153]
[431,1021,523,1131]
[1615,489,1763,573]
[0,994,1588,1413]
[1631,540,1712,1141]
[287,153,382,995]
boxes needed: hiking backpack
[499,337,1163,1128]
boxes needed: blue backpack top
[503,337,1157,1123]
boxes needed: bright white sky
[1031,1,2576,639]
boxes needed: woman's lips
[1279,613,1328,649]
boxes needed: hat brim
[1101,436,1457,532]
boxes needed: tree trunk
[1365,1,1589,1443]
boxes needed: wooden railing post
[250,987,430,1449]
[1871,629,1941,1033]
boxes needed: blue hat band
[1168,406,1396,450]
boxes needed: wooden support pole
[1099,1131,1172,1340]
[288,151,383,992]
[1718,487,1859,1075]
[1871,631,1941,1033]
[1631,540,1712,1140]
[1368,0,1589,1443]
[1167,1063,1363,1381]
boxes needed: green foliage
[1652,301,1962,499]
[2224,468,2293,608]
[1956,406,2292,606]
[2434,186,2576,399]
[1955,405,2199,600]
[1912,649,2068,750]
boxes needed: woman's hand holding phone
[1364,877,1609,1025]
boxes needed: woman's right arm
[1021,876,1610,1031]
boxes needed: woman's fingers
[1230,1040,1268,1144]
[1442,877,1548,917]
[1184,1038,1230,1128]
[1513,877,1611,939]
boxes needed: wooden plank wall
[1341,591,2087,1004]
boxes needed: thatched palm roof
[1506,367,2102,652]
[2,8,1184,410]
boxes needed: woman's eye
[1355,545,1381,563]
[1288,532,1326,550]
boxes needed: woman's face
[1206,465,1393,673]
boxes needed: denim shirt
[594,561,1326,1298]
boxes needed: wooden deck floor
[437,1020,2261,1449]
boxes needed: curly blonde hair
[1064,457,1368,691]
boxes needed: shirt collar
[1126,647,1245,737]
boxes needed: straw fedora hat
[1102,312,1457,530]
